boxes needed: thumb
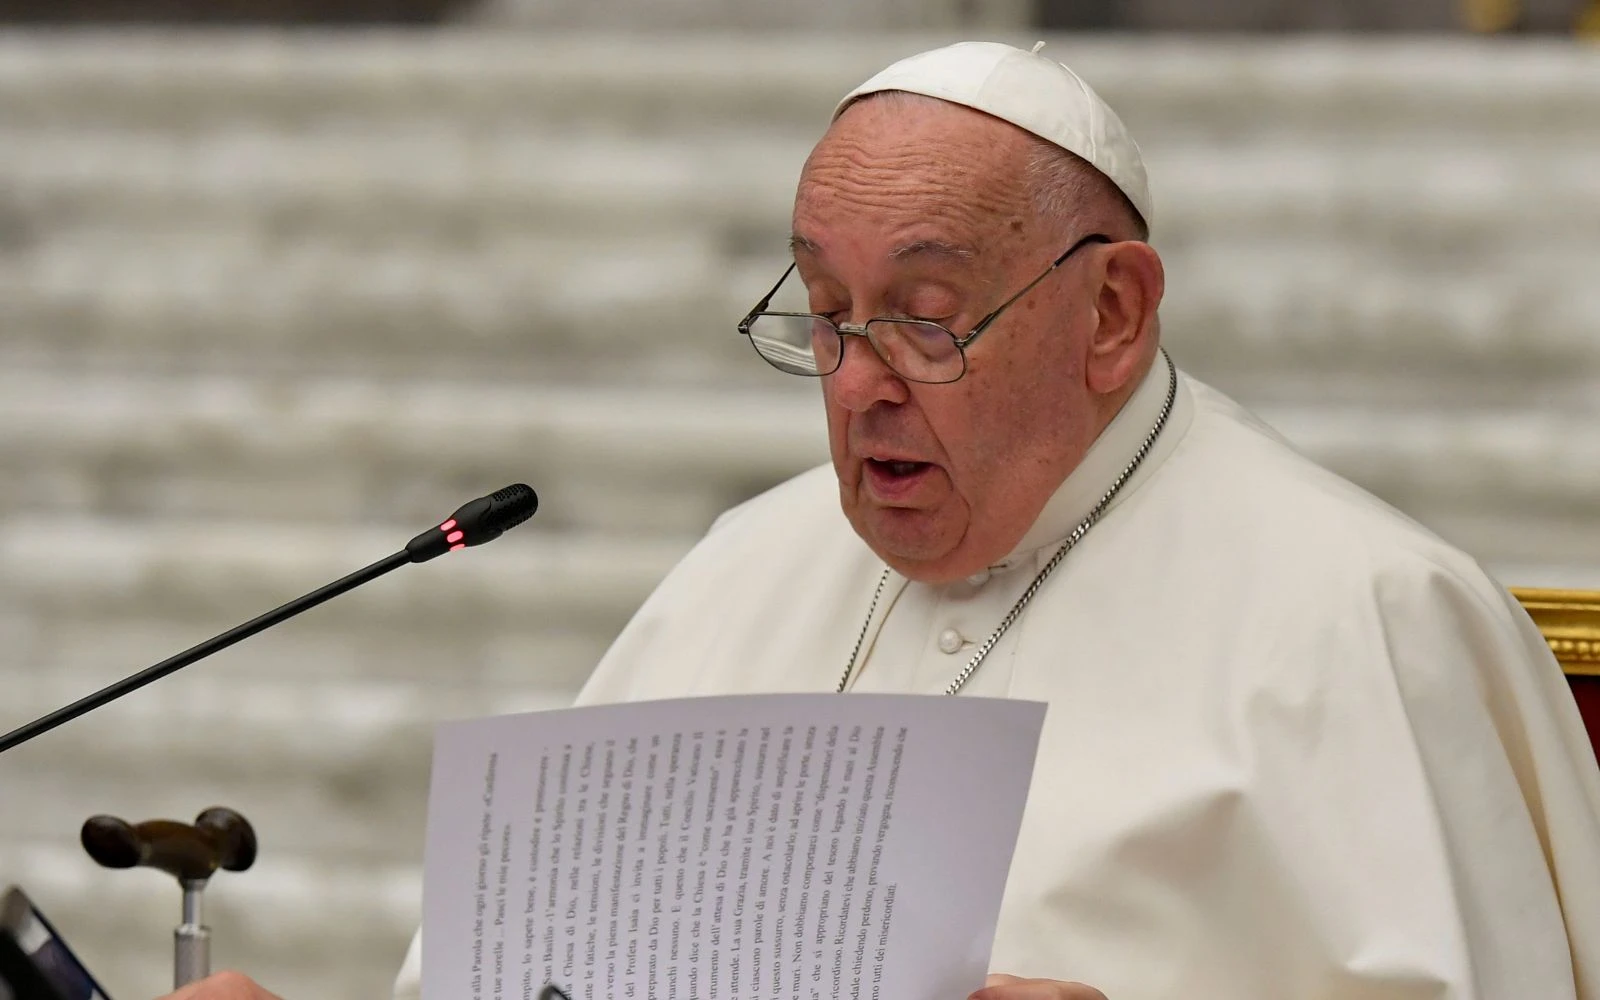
[970,972,1026,997]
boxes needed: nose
[825,331,909,412]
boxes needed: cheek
[934,339,1081,496]
[821,382,855,471]
[908,385,985,484]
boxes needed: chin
[852,506,976,585]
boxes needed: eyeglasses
[736,233,1111,385]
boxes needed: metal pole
[174,879,211,990]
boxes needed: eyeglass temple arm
[739,262,799,332]
[958,233,1113,347]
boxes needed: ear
[1086,241,1164,395]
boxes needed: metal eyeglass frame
[736,232,1112,384]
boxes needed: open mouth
[863,458,937,501]
[867,458,931,478]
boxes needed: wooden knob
[81,807,257,882]
[195,807,257,872]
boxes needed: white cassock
[395,351,1600,999]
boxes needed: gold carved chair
[1512,588,1600,761]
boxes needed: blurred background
[0,1,1596,998]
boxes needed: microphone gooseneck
[0,484,539,755]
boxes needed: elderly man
[169,40,1600,1000]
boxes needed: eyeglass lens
[745,315,963,383]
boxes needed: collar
[988,349,1192,572]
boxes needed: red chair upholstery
[1513,588,1600,763]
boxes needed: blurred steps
[0,518,687,628]
[0,369,829,533]
[4,35,1598,404]
[0,30,1596,1000]
[2,33,1597,133]
[1,372,1597,553]
[3,201,1599,388]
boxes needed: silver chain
[836,351,1179,696]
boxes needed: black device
[0,887,113,1000]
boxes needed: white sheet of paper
[422,693,1045,1000]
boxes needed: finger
[984,973,1027,987]
[158,970,281,1000]
[160,976,221,1000]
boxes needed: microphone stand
[0,481,537,757]
[0,551,409,754]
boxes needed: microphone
[0,484,539,755]
[404,483,539,562]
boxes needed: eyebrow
[787,234,977,262]
[889,239,976,262]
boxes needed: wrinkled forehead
[793,98,1038,257]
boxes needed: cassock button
[937,628,964,654]
[965,570,991,587]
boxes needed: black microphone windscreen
[484,483,538,533]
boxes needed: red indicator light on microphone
[440,519,458,532]
[449,543,466,552]
[447,530,464,544]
